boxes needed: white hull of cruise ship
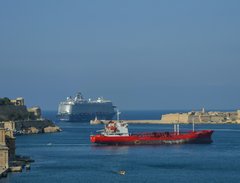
[57,92,116,122]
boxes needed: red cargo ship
[90,121,213,145]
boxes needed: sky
[0,0,240,110]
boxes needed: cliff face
[0,105,29,121]
[0,97,61,135]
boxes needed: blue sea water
[2,110,240,183]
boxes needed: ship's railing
[131,131,193,137]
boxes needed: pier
[124,120,237,124]
[124,120,171,124]
[90,119,238,125]
[91,119,182,125]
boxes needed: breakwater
[125,120,240,124]
[91,119,240,125]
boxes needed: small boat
[118,170,126,175]
[90,120,213,145]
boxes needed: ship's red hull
[90,130,214,145]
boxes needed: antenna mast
[177,114,180,135]
[117,109,121,122]
[192,117,195,132]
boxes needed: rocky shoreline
[0,97,62,179]
[14,119,62,135]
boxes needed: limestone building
[28,107,42,120]
[237,110,240,123]
[10,97,24,106]
[3,122,16,161]
[0,128,8,172]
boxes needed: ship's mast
[173,119,180,135]
[177,123,180,135]
[117,109,121,122]
[176,114,179,135]
[174,122,176,133]
[192,117,195,132]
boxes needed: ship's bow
[90,135,96,143]
[193,130,214,144]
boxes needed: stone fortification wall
[0,105,29,121]
[236,110,240,123]
[236,110,240,119]
[0,128,8,171]
[0,104,61,135]
[0,122,16,162]
[0,97,42,121]
[188,115,201,122]
[27,107,41,120]
[210,115,224,122]
[0,147,8,171]
[0,129,6,146]
[229,113,238,121]
[2,121,15,136]
[5,136,15,161]
[161,113,189,123]
[200,115,211,122]
[161,110,240,123]
[161,113,178,122]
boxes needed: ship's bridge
[74,92,86,102]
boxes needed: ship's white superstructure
[58,92,116,122]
